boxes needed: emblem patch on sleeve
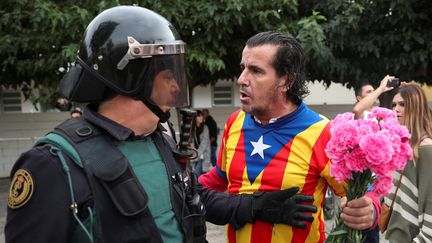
[8,169,34,209]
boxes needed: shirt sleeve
[365,191,381,228]
[199,168,228,192]
[413,146,432,242]
[198,115,232,192]
[5,145,76,243]
[198,185,254,228]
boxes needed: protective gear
[60,6,189,122]
[32,115,199,242]
[252,187,317,228]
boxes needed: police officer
[5,6,317,243]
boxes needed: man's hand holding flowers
[340,196,377,230]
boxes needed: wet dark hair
[246,31,308,104]
[354,82,372,97]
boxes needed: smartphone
[387,78,400,88]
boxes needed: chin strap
[139,97,171,123]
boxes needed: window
[213,83,233,106]
[1,90,22,112]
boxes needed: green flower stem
[326,170,375,243]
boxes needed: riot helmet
[60,6,189,122]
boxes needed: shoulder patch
[8,169,35,209]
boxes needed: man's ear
[356,95,362,101]
[278,75,290,92]
[281,81,288,92]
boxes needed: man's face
[150,69,180,112]
[358,85,374,100]
[237,44,287,119]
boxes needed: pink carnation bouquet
[325,107,412,243]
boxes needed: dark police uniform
[5,105,255,243]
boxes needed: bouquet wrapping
[325,107,412,242]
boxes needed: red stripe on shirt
[258,140,293,191]
[228,131,246,194]
[293,123,331,243]
[251,221,272,243]
[217,110,241,170]
[228,224,237,243]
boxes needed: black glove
[252,187,317,228]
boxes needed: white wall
[0,81,356,178]
[305,81,356,105]
[191,80,356,108]
[192,85,212,108]
[21,97,40,113]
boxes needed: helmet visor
[148,54,189,111]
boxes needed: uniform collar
[82,104,135,141]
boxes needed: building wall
[3,81,432,178]
[0,81,356,178]
[0,112,69,177]
[193,80,356,107]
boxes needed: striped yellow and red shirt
[200,102,345,243]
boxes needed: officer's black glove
[252,187,317,229]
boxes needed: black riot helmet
[60,6,189,122]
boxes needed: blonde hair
[397,84,432,162]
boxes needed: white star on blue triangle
[250,136,271,159]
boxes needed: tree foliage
[314,0,432,88]
[1,0,431,98]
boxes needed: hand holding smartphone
[386,78,400,88]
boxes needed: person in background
[352,75,396,119]
[355,82,375,101]
[55,97,71,111]
[202,108,218,167]
[384,84,432,242]
[192,110,211,176]
[199,31,380,243]
[70,107,82,118]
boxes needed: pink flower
[330,163,352,182]
[371,175,393,196]
[325,107,411,198]
[359,131,393,165]
[392,142,413,170]
[369,107,397,121]
[344,148,368,172]
[332,112,354,124]
[356,119,380,135]
[326,106,411,243]
[369,163,388,178]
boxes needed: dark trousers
[363,226,380,243]
[210,145,217,166]
[194,159,203,176]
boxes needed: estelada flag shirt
[200,102,345,243]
